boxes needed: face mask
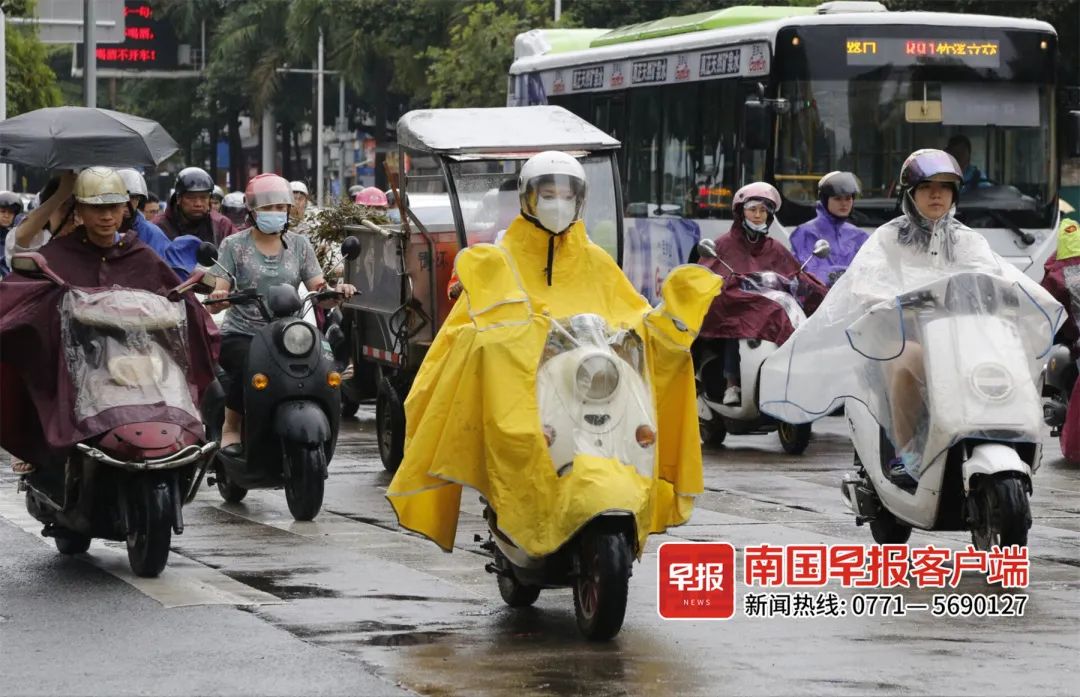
[534,197,578,235]
[255,211,287,234]
[743,218,769,240]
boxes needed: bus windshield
[775,79,1054,229]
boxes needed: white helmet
[116,168,148,199]
[517,151,587,235]
[290,180,310,197]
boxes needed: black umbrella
[0,106,179,170]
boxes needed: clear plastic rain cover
[61,288,197,422]
[536,313,656,479]
[760,222,1063,477]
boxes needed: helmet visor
[903,151,962,188]
[820,172,861,198]
[521,174,586,217]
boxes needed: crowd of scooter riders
[0,138,1074,636]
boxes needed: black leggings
[218,333,254,412]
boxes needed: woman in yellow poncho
[386,151,721,559]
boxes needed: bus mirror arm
[1067,111,1080,159]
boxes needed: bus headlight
[282,322,315,356]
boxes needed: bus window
[695,80,741,219]
[624,92,661,218]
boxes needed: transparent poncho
[61,287,198,423]
[760,214,1063,477]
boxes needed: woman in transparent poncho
[760,149,1061,484]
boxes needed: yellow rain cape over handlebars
[386,217,721,558]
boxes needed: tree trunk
[228,108,243,190]
[282,122,293,180]
[294,129,303,180]
[374,63,390,190]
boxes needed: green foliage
[308,198,392,270]
[4,0,62,115]
[426,0,558,108]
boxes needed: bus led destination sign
[846,38,1000,67]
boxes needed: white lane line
[0,485,282,609]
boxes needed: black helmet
[0,191,23,214]
[173,167,215,197]
[817,171,861,205]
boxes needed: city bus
[508,1,1063,299]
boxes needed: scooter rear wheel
[971,475,1030,550]
[376,377,406,472]
[284,447,326,522]
[54,531,92,555]
[699,412,727,446]
[869,508,913,545]
[573,527,632,641]
[126,479,173,578]
[778,421,812,455]
[215,461,248,503]
[497,572,541,607]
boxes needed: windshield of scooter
[740,272,805,330]
[536,314,656,478]
[61,288,197,422]
[447,154,620,260]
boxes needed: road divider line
[0,484,282,609]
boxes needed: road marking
[0,484,282,609]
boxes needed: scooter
[197,238,360,521]
[483,313,656,641]
[1040,342,1075,436]
[10,252,217,577]
[840,272,1045,549]
[694,238,830,454]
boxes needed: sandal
[11,459,34,475]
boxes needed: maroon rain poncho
[1041,251,1080,462]
[0,229,220,465]
[698,223,827,345]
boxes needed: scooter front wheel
[284,447,326,522]
[126,478,173,578]
[971,475,1030,550]
[497,572,541,607]
[573,527,632,641]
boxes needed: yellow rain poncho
[386,217,721,557]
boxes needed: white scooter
[484,313,656,641]
[694,239,830,454]
[841,272,1046,548]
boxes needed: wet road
[2,410,1078,696]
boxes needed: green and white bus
[509,1,1064,298]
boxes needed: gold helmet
[74,167,130,205]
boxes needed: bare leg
[889,343,926,451]
[221,407,242,448]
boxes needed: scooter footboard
[273,401,332,447]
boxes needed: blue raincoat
[789,203,869,287]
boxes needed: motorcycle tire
[126,479,173,578]
[778,421,812,455]
[869,508,913,545]
[573,527,632,641]
[699,412,727,446]
[215,461,248,504]
[284,446,326,522]
[971,475,1030,550]
[54,531,92,555]
[341,395,361,418]
[376,377,406,473]
[497,572,541,607]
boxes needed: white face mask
[534,197,578,234]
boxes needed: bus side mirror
[1068,111,1080,158]
[743,99,771,151]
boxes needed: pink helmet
[354,186,388,207]
[245,173,292,210]
[732,182,781,213]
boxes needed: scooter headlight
[576,354,620,401]
[971,362,1013,401]
[282,322,316,356]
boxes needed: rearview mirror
[10,252,64,285]
[1067,111,1080,158]
[742,99,770,150]
[196,242,219,268]
[341,236,361,261]
[904,100,943,123]
[697,238,718,259]
[812,239,831,258]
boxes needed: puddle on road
[227,569,343,600]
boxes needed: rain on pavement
[2,409,1077,696]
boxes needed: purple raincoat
[789,203,869,287]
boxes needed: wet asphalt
[1,409,1077,697]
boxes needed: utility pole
[316,28,324,206]
[83,0,96,107]
[337,75,346,199]
[554,0,561,21]
[0,8,8,191]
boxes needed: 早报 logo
[658,542,736,619]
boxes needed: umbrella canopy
[0,107,179,170]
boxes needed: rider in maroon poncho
[697,182,826,406]
[0,167,219,471]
